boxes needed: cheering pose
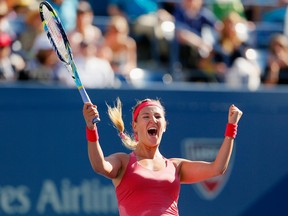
[83,98,242,216]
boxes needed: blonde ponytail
[107,98,137,150]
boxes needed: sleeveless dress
[116,152,180,216]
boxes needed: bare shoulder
[108,152,130,165]
[114,152,130,159]
[127,37,137,48]
[169,158,192,169]
[110,152,131,187]
[170,157,190,164]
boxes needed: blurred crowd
[1,0,288,89]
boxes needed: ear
[132,121,138,140]
[132,121,137,132]
[163,121,167,133]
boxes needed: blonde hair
[107,98,164,150]
[107,98,136,150]
[109,15,129,35]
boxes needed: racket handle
[92,116,100,124]
[79,87,101,123]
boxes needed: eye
[155,115,162,119]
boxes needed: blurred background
[0,0,288,215]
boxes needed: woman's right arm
[83,102,123,179]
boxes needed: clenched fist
[228,105,243,124]
[83,102,100,129]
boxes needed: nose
[151,116,157,123]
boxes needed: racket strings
[64,64,76,79]
[42,6,69,63]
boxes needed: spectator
[107,0,173,61]
[7,0,36,38]
[0,0,16,39]
[210,0,246,21]
[262,33,288,85]
[103,15,137,80]
[173,0,222,80]
[18,8,43,60]
[28,32,60,81]
[47,0,78,32]
[68,0,103,58]
[200,12,260,89]
[0,31,27,81]
[57,39,116,88]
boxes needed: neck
[134,146,162,159]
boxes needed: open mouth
[147,127,157,136]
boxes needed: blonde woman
[83,98,242,216]
[103,16,137,78]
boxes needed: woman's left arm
[177,105,243,183]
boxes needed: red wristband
[225,123,238,139]
[86,126,99,142]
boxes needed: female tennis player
[83,98,242,216]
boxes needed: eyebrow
[140,111,162,116]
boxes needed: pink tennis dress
[116,152,180,216]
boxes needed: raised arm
[176,104,243,184]
[83,102,123,180]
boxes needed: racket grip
[79,87,101,123]
[92,116,100,124]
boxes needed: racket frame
[39,1,100,123]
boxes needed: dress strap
[129,151,137,163]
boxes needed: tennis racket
[39,1,100,123]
